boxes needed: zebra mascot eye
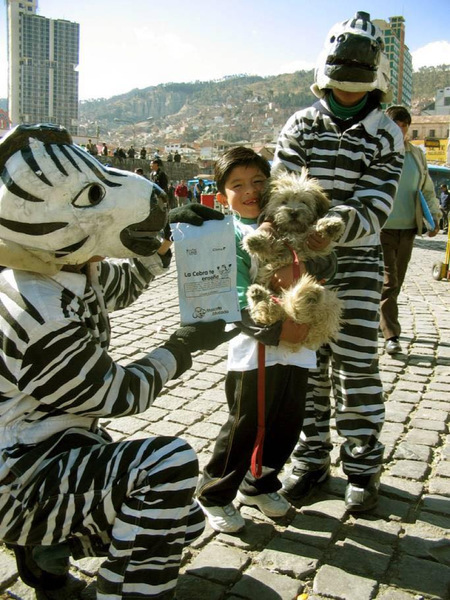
[0,123,168,268]
[72,183,106,207]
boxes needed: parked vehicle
[428,164,450,196]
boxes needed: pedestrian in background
[175,179,189,207]
[440,183,450,234]
[149,158,169,193]
[380,105,440,355]
[193,178,204,203]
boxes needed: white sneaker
[236,491,291,517]
[197,500,245,533]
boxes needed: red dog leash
[250,242,301,478]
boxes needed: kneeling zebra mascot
[0,124,233,598]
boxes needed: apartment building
[6,0,79,132]
[374,15,413,107]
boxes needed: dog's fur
[243,169,345,350]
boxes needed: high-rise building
[6,0,79,132]
[374,15,413,107]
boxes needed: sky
[0,0,449,102]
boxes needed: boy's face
[218,165,267,219]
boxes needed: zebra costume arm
[0,268,187,447]
[273,106,405,246]
[18,317,178,421]
[96,254,170,313]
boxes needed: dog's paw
[247,284,285,325]
[247,283,271,305]
[315,216,345,241]
[243,230,276,260]
[281,274,344,350]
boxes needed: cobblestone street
[0,233,449,600]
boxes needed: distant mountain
[411,64,450,107]
[2,66,449,147]
[78,71,317,147]
[77,66,450,148]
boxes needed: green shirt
[234,217,258,309]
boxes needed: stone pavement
[0,234,449,600]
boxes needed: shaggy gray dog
[243,169,345,350]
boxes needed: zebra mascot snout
[0,123,168,271]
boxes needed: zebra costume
[0,124,216,599]
[273,97,404,480]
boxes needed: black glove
[163,221,172,241]
[169,204,224,227]
[169,320,239,353]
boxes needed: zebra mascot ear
[0,124,168,272]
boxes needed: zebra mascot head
[0,124,168,273]
[311,11,392,102]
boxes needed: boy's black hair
[151,158,163,167]
[214,146,271,194]
[385,105,412,125]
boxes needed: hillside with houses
[75,66,449,158]
[1,65,449,161]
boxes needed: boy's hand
[307,231,332,251]
[271,262,306,292]
[280,319,310,345]
[258,221,276,235]
[169,204,224,226]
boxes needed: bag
[171,216,241,325]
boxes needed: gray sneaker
[236,491,291,517]
[197,500,245,533]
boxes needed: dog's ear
[315,189,331,217]
[257,178,274,223]
[305,175,330,217]
[291,167,331,217]
[299,166,309,183]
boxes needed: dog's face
[262,169,330,234]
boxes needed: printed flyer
[171,216,241,324]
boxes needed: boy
[196,147,336,533]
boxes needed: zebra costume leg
[292,245,385,477]
[2,436,204,599]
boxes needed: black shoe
[385,337,402,355]
[345,474,380,513]
[7,544,69,590]
[281,460,331,501]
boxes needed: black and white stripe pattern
[0,256,202,596]
[274,101,404,477]
[0,436,204,599]
[1,139,125,240]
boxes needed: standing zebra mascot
[0,124,234,599]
